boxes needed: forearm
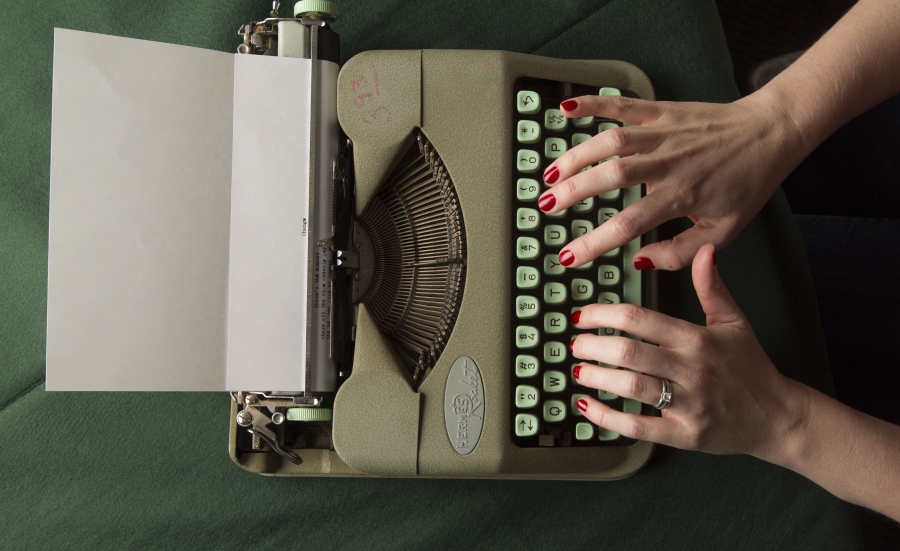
[764,381,900,521]
[753,0,900,157]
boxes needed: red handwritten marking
[352,73,392,124]
[362,105,392,123]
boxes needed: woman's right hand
[537,90,808,271]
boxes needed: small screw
[271,412,285,425]
[245,394,258,405]
[236,411,253,427]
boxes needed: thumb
[691,244,747,327]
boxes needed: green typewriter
[45,0,657,479]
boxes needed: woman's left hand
[570,244,810,459]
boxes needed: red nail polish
[573,365,581,379]
[544,166,559,185]
[577,398,588,412]
[569,338,577,351]
[561,99,578,111]
[538,194,556,212]
[713,248,717,266]
[559,250,575,267]
[633,257,655,270]
[571,310,581,324]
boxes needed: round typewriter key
[515,385,540,408]
[515,355,540,378]
[517,91,541,115]
[575,422,594,440]
[543,400,567,422]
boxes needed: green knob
[285,407,333,421]
[294,0,340,21]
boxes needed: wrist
[753,377,815,469]
[742,85,815,165]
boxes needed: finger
[691,243,747,327]
[576,396,673,445]
[574,363,674,408]
[572,302,696,350]
[558,189,676,267]
[539,155,668,214]
[542,126,665,186]
[559,95,667,126]
[632,223,730,271]
[570,334,675,376]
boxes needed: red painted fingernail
[559,250,575,267]
[713,248,717,266]
[573,365,581,379]
[577,398,588,412]
[544,166,559,185]
[561,99,578,111]
[633,257,655,270]
[569,338,577,351]
[538,194,556,212]
[571,310,581,324]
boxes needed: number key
[517,208,540,231]
[516,266,540,289]
[517,149,540,173]
[517,178,540,202]
[516,237,540,260]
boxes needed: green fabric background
[0,0,862,548]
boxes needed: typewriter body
[45,1,656,479]
[227,2,657,479]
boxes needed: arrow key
[515,413,539,437]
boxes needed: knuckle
[611,95,635,114]
[609,213,638,243]
[591,405,607,427]
[623,418,648,440]
[580,226,607,256]
[685,420,713,450]
[604,127,629,151]
[670,183,699,212]
[627,373,646,399]
[617,304,644,330]
[606,158,631,187]
[618,339,638,365]
[692,332,715,358]
[566,146,587,169]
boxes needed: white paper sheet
[46,29,313,391]
[226,55,311,391]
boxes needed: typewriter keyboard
[511,78,649,448]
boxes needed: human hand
[538,92,806,271]
[569,244,809,459]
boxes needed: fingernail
[571,310,581,324]
[573,365,581,379]
[569,338,577,351]
[538,194,556,212]
[561,99,578,111]
[576,398,588,412]
[544,166,559,185]
[559,250,575,266]
[634,257,654,270]
[713,248,717,266]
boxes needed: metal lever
[236,403,303,465]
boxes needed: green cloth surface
[0,0,861,549]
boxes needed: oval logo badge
[444,356,484,455]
